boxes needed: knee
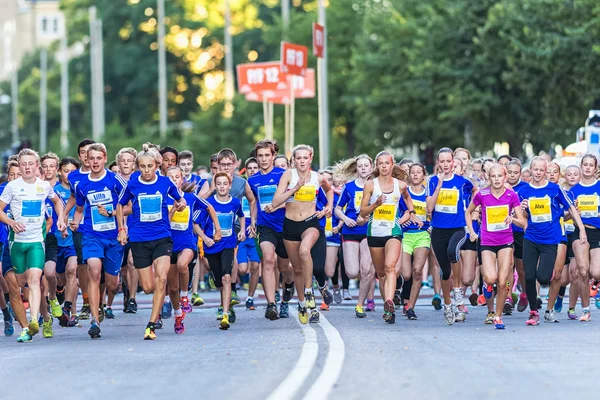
[250,264,260,274]
[298,246,312,260]
[89,269,101,283]
[237,264,248,275]
[263,253,276,269]
[441,267,451,281]
[384,263,396,274]
[222,274,231,285]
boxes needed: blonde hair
[453,147,471,161]
[372,151,407,182]
[87,143,108,157]
[41,152,59,165]
[116,147,137,162]
[333,154,373,182]
[136,143,162,166]
[17,149,40,164]
[292,145,313,159]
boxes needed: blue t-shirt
[318,190,339,242]
[400,186,429,233]
[427,174,473,229]
[511,180,528,233]
[167,191,209,252]
[69,168,91,196]
[518,182,572,245]
[336,180,367,236]
[75,170,126,240]
[248,167,286,233]
[54,183,74,247]
[119,175,181,242]
[569,180,600,229]
[194,195,244,254]
[185,173,206,195]
[45,199,56,235]
[0,183,10,244]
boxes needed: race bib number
[242,197,251,218]
[373,204,396,229]
[258,185,276,211]
[485,205,509,232]
[217,212,234,237]
[354,191,363,211]
[139,194,162,222]
[528,197,552,223]
[435,188,459,214]
[21,199,43,225]
[294,185,317,202]
[413,200,427,222]
[91,203,116,232]
[578,194,599,219]
[169,205,189,231]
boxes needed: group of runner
[0,138,597,342]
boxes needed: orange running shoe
[320,302,329,311]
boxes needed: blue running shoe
[554,296,563,313]
[432,294,442,310]
[4,315,14,336]
[595,293,600,309]
[279,302,289,318]
[161,301,173,319]
[483,283,494,299]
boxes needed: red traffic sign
[245,69,316,104]
[236,62,288,94]
[313,23,324,58]
[281,42,308,76]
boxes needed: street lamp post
[157,0,168,138]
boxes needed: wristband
[409,210,416,214]
[119,228,126,232]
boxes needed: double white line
[266,309,345,400]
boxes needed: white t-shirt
[0,177,55,243]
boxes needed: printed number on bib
[528,197,552,223]
[485,205,509,232]
[373,204,396,229]
[169,205,189,231]
[294,185,317,202]
[354,191,364,211]
[258,185,276,211]
[578,195,599,219]
[21,199,43,225]
[139,194,162,222]
[217,212,234,237]
[435,188,459,214]
[413,200,427,222]
[91,203,116,232]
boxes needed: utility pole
[60,32,69,152]
[89,7,105,141]
[282,0,290,155]
[39,49,47,153]
[223,0,234,117]
[317,0,329,167]
[157,0,168,138]
[3,21,19,144]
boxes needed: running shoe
[342,289,352,301]
[265,302,279,320]
[517,293,528,312]
[68,314,79,327]
[216,307,224,320]
[58,307,70,327]
[191,293,204,306]
[56,288,65,305]
[280,302,289,318]
[468,292,478,306]
[406,308,417,320]
[455,310,466,322]
[174,315,185,334]
[579,309,591,322]
[494,316,505,330]
[41,318,53,338]
[403,304,409,315]
[432,294,442,310]
[283,283,295,302]
[503,297,513,315]
[298,306,309,324]
[178,297,192,314]
[595,293,600,309]
[393,290,402,306]
[309,309,320,323]
[155,316,163,329]
[208,273,217,290]
[333,288,342,304]
[28,320,40,336]
[88,320,101,339]
[245,298,256,311]
[4,315,14,336]
[591,280,599,298]
[125,298,138,314]
[320,302,329,311]
[228,308,236,323]
[49,298,63,318]
[383,300,395,322]
[305,290,316,309]
[443,304,455,325]
[17,328,32,343]
[320,287,334,306]
[536,296,543,310]
[99,307,105,323]
[483,283,494,299]
[275,291,281,304]
[477,294,486,306]
[484,312,495,324]
[220,314,230,330]
[38,314,43,326]
[230,292,241,306]
[144,326,156,340]
[79,304,91,320]
[366,299,375,312]
[161,301,173,319]
[545,293,549,300]
[526,310,540,326]
[199,281,207,291]
[355,305,366,318]
[105,307,115,319]
[568,308,579,320]
[554,296,563,313]
[511,292,518,304]
[462,305,469,314]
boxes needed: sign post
[314,0,329,168]
[281,42,308,155]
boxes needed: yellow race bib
[578,194,599,219]
[294,185,317,202]
[413,200,427,222]
[169,205,190,231]
[325,216,333,237]
[354,191,363,211]
[373,204,396,229]
[485,205,509,232]
[528,197,551,223]
[435,188,459,214]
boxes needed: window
[53,17,58,33]
[41,17,48,33]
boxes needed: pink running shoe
[366,299,375,312]
[526,310,539,326]
[174,315,185,334]
[517,293,528,312]
[180,297,193,314]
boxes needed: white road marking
[265,308,318,400]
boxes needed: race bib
[413,200,427,222]
[169,205,189,231]
[354,191,363,211]
[258,185,276,210]
[560,217,566,236]
[91,203,116,232]
[564,218,575,233]
[21,199,43,225]
[578,194,599,219]
[294,185,317,202]
[217,212,234,237]
[485,205,509,232]
[435,188,459,214]
[87,190,113,206]
[242,197,251,218]
[528,197,552,223]
[373,204,396,229]
[325,216,333,237]
[139,194,162,222]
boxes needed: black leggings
[332,246,349,289]
[205,248,235,289]
[311,229,328,288]
[523,239,557,311]
[430,227,467,281]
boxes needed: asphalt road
[0,289,596,400]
